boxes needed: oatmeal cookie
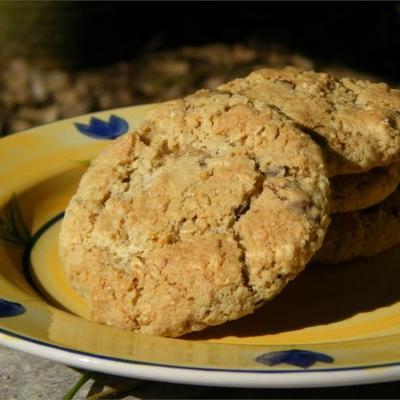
[331,162,400,213]
[59,90,330,337]
[218,67,400,177]
[315,189,400,263]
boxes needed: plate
[1,105,400,388]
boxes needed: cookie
[314,188,400,263]
[59,90,330,337]
[330,162,400,213]
[218,67,400,177]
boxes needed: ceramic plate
[1,105,400,388]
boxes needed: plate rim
[2,328,400,388]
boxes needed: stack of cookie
[315,164,400,263]
[218,67,400,264]
[59,67,400,337]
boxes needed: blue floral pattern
[256,349,334,369]
[75,115,129,139]
[0,299,25,318]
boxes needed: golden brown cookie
[218,67,400,177]
[330,162,400,213]
[59,90,330,337]
[314,189,400,264]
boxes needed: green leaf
[62,370,142,400]
[0,194,31,246]
[62,371,93,400]
[10,194,30,243]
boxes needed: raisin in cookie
[315,188,400,264]
[218,67,400,177]
[59,90,330,337]
[331,162,400,213]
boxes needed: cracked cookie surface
[331,162,400,213]
[315,188,400,263]
[59,90,330,337]
[218,67,400,177]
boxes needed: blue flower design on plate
[256,349,334,369]
[75,115,129,139]
[0,299,25,318]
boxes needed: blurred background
[1,2,400,136]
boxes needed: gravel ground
[0,42,381,136]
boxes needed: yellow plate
[1,105,400,388]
